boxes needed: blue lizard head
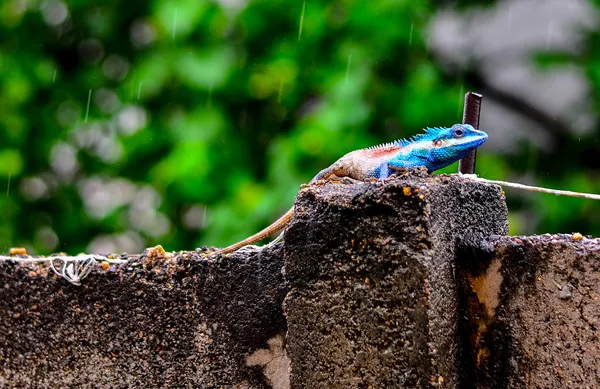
[384,124,488,174]
[425,124,488,171]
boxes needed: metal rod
[458,92,483,174]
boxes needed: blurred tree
[0,0,598,254]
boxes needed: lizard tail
[217,207,295,254]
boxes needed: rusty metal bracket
[458,92,483,174]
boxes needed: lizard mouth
[447,134,488,150]
[462,136,487,149]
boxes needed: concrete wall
[1,170,598,388]
[0,246,288,388]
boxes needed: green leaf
[0,149,23,177]
[174,47,235,90]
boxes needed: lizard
[216,123,488,254]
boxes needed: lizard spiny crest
[364,127,446,151]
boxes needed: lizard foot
[312,176,362,185]
[388,166,410,175]
[333,176,363,185]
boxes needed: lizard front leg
[308,175,362,186]
[386,165,410,177]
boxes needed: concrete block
[284,170,508,388]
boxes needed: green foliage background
[0,0,599,254]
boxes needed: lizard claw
[388,166,409,175]
[336,177,362,185]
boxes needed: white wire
[462,175,600,201]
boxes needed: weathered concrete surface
[0,245,287,388]
[459,234,600,389]
[283,169,508,388]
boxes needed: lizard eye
[433,139,444,147]
[452,128,465,138]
